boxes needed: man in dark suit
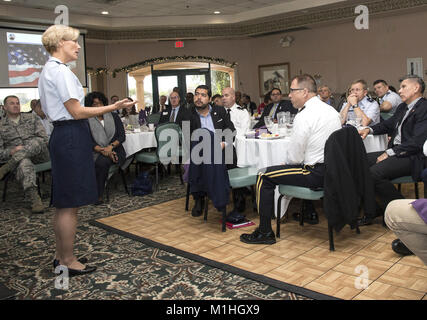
[253,87,296,129]
[152,95,168,114]
[158,91,191,128]
[358,75,427,226]
[188,85,236,217]
[242,94,257,115]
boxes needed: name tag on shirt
[162,112,168,115]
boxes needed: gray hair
[400,75,425,94]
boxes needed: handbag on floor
[131,171,153,196]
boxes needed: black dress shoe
[392,239,414,256]
[357,216,375,226]
[240,228,276,245]
[191,197,204,217]
[53,257,88,269]
[292,211,319,225]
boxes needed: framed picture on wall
[258,63,290,97]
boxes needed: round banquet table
[123,131,157,158]
[235,133,388,217]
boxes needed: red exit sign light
[175,41,184,48]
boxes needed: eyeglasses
[289,88,304,93]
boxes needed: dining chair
[186,166,259,232]
[391,176,419,199]
[134,123,182,191]
[275,185,339,250]
[147,113,161,126]
[105,164,130,202]
[2,160,51,202]
[380,112,393,121]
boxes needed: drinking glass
[264,116,274,133]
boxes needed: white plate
[259,135,281,140]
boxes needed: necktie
[170,108,176,122]
[269,103,278,118]
[227,108,231,118]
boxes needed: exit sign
[175,41,184,48]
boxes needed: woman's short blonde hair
[42,25,80,54]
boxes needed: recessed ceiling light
[4,0,13,2]
[101,11,109,15]
[214,11,221,14]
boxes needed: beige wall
[86,9,427,103]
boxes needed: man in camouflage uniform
[0,95,50,213]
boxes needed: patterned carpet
[0,167,316,300]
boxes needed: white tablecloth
[235,133,388,217]
[123,131,156,157]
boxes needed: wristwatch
[351,104,359,109]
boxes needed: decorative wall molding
[86,0,427,41]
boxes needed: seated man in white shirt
[222,87,252,215]
[340,79,380,127]
[240,74,341,245]
[373,79,402,115]
[30,99,53,137]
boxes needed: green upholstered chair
[276,185,339,251]
[185,166,259,232]
[135,123,182,191]
[391,176,419,199]
[380,112,393,121]
[2,160,51,202]
[147,113,161,125]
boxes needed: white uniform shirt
[226,103,251,137]
[287,96,342,165]
[380,90,402,114]
[341,96,380,125]
[38,57,84,121]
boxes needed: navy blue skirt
[49,119,98,208]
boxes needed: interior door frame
[152,64,211,108]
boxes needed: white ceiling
[0,0,349,28]
[3,0,295,17]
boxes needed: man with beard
[188,85,236,218]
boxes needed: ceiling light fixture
[3,0,13,2]
[214,11,220,14]
[101,11,109,15]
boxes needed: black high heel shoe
[53,259,96,277]
[53,257,88,269]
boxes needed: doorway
[152,67,211,108]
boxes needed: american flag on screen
[8,44,49,87]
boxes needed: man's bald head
[222,87,236,108]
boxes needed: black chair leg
[155,163,159,191]
[203,197,208,221]
[2,174,10,202]
[328,225,335,251]
[221,207,226,232]
[120,169,130,195]
[36,175,41,197]
[178,164,183,185]
[276,194,284,238]
[251,185,256,212]
[185,183,190,211]
[299,201,304,226]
